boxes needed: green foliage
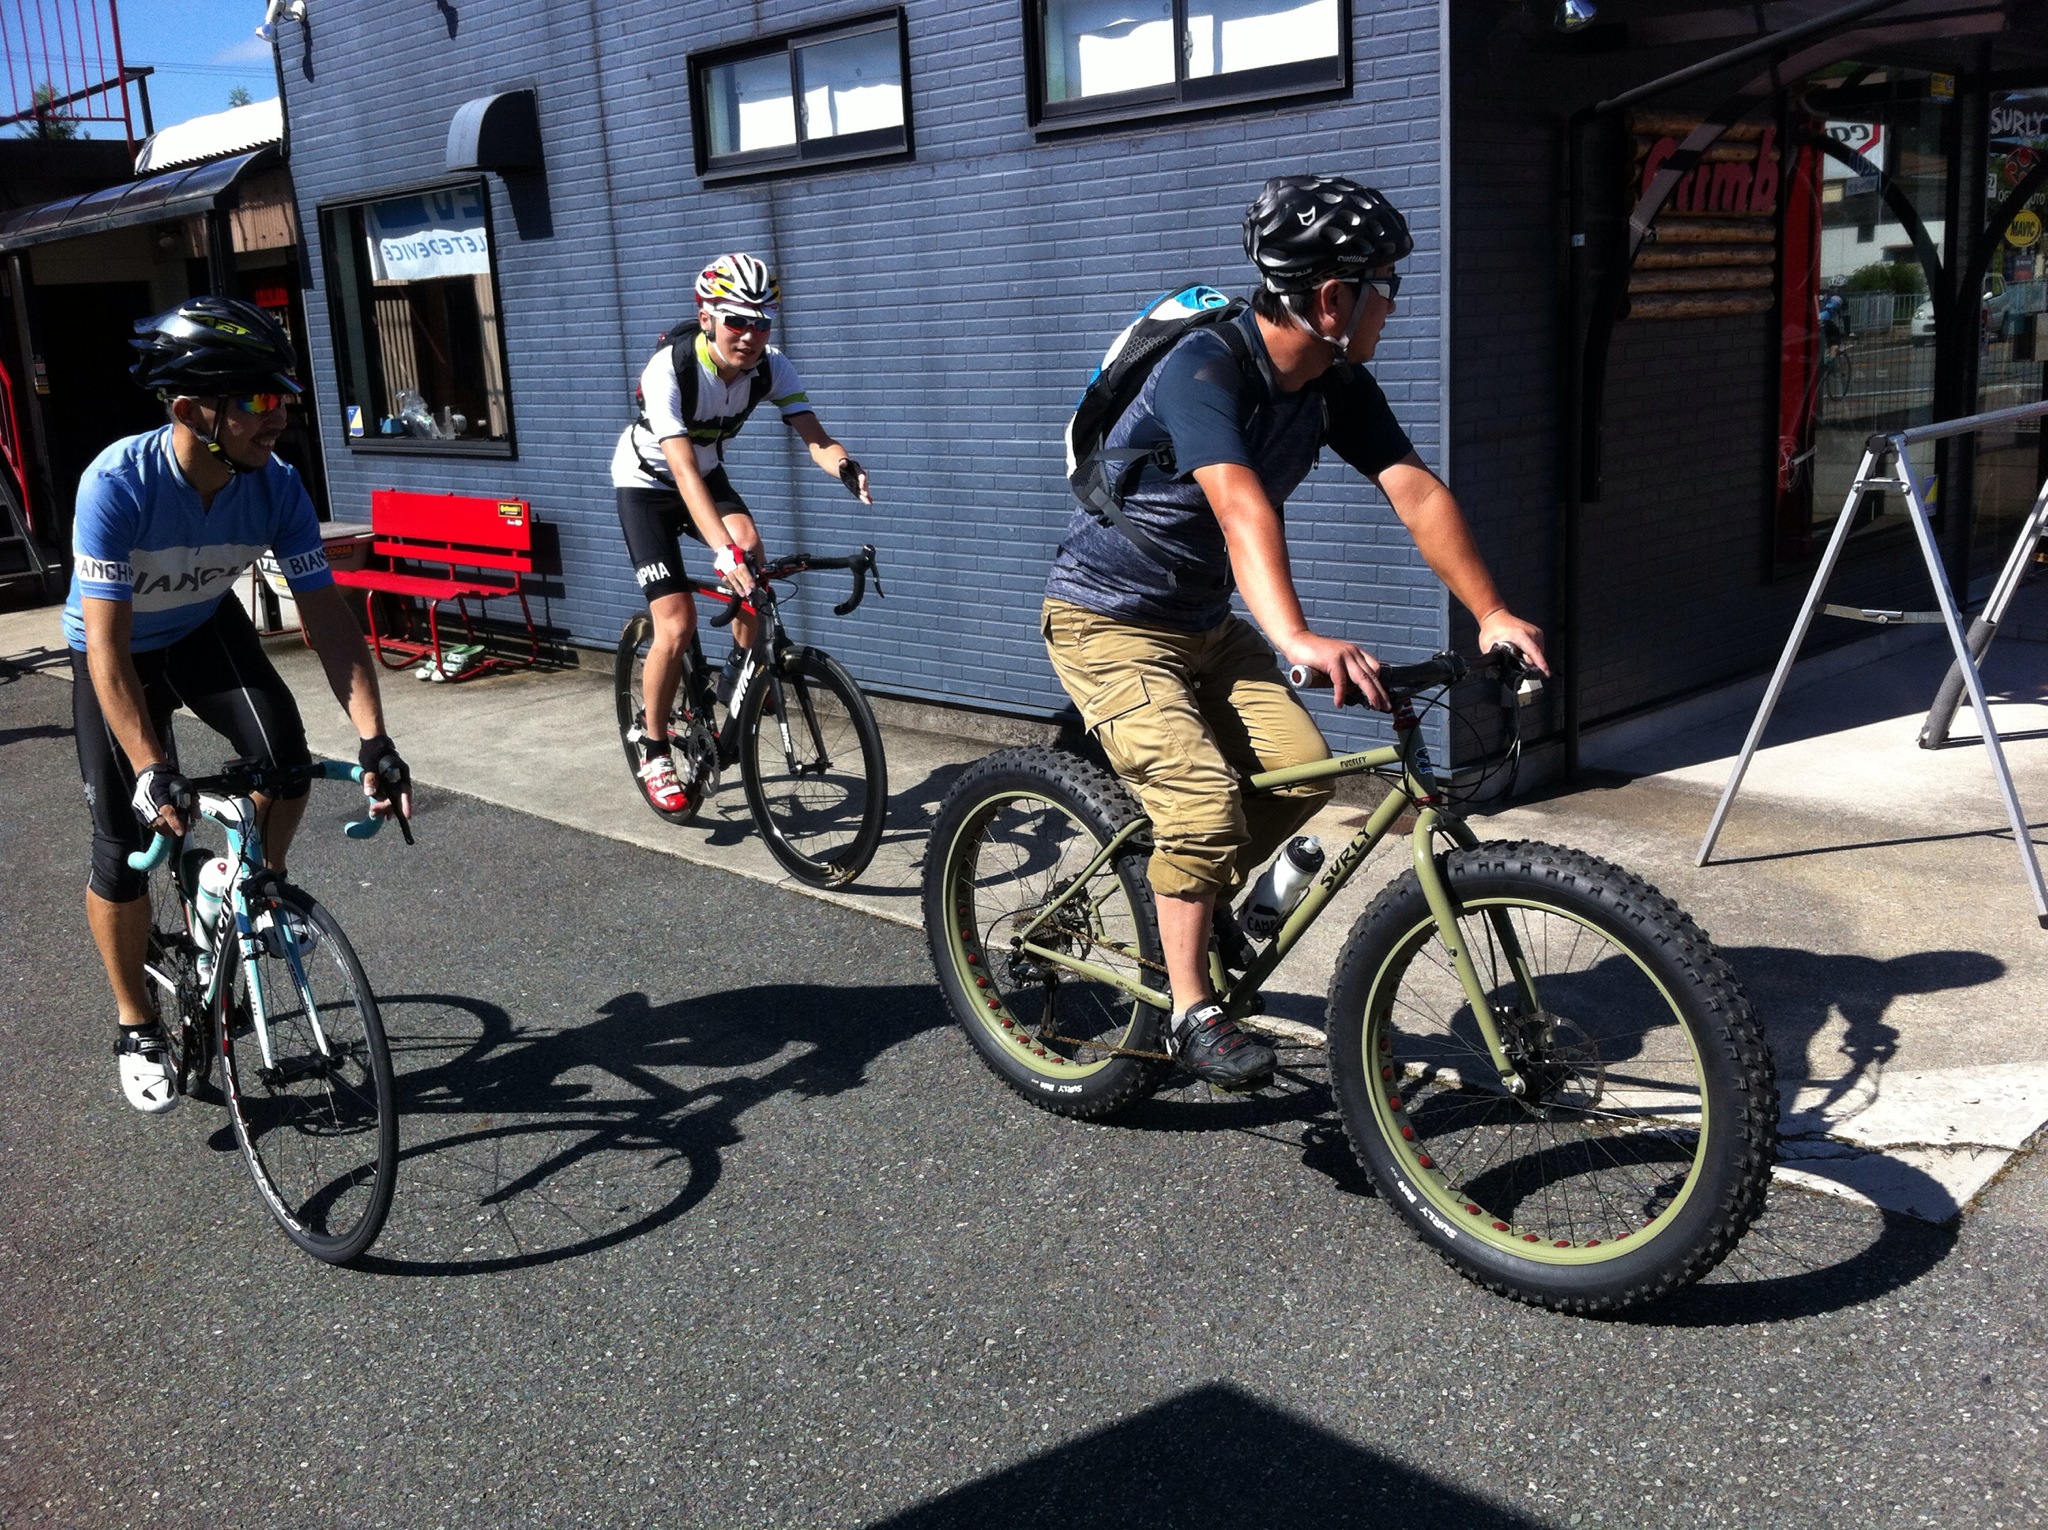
[227,86,253,108]
[16,84,78,140]
[1842,260,1926,296]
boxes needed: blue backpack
[1064,284,1253,590]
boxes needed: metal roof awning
[0,145,278,255]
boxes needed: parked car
[1910,275,2013,345]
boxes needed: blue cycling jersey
[63,426,333,652]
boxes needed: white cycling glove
[131,763,194,828]
[714,544,748,581]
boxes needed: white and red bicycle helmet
[694,253,780,320]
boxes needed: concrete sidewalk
[8,585,2046,1222]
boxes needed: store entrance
[32,279,162,543]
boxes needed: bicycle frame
[129,761,378,1079]
[1008,698,1546,1092]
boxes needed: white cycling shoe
[116,1024,180,1114]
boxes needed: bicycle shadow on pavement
[866,1381,1542,1529]
[353,979,947,1278]
[1717,943,2005,1122]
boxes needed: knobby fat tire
[923,746,1172,1121]
[737,646,887,885]
[219,883,398,1266]
[1325,840,1777,1314]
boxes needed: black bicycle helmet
[130,296,302,399]
[1243,174,1414,293]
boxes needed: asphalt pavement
[4,632,2047,1528]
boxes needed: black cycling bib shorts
[72,595,311,902]
[616,466,751,603]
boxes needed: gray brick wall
[279,0,1450,755]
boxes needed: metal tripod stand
[1696,398,2048,929]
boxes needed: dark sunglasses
[718,312,772,334]
[1360,274,1402,303]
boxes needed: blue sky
[7,2,278,140]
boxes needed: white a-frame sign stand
[1697,399,2048,929]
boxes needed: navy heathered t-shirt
[1044,308,1415,631]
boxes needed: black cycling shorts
[616,469,751,602]
[72,594,311,903]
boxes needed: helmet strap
[202,397,252,476]
[1287,279,1369,357]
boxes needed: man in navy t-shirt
[1043,175,1548,1089]
[69,298,411,1114]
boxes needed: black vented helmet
[1243,174,1413,293]
[130,296,302,398]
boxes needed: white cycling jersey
[609,335,811,491]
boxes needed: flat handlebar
[1288,647,1545,706]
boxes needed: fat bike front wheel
[1327,841,1776,1314]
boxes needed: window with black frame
[318,180,514,454]
[1030,0,1346,127]
[693,12,912,178]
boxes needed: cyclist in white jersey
[610,253,873,814]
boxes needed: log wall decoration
[1627,111,1782,319]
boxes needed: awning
[0,145,279,255]
[135,97,283,175]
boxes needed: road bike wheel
[738,646,887,885]
[1326,841,1776,1314]
[141,849,203,1096]
[924,746,1170,1120]
[218,881,397,1264]
[1824,351,1852,402]
[614,614,717,824]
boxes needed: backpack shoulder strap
[671,334,702,422]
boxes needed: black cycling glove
[837,457,865,497]
[357,734,411,805]
[130,763,194,829]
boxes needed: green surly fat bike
[923,650,1777,1313]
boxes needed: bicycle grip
[126,834,173,873]
[709,593,744,629]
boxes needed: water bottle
[194,855,234,933]
[1239,836,1325,940]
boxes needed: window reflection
[1972,90,2048,580]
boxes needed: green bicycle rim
[939,788,1152,1082]
[1362,895,1713,1267]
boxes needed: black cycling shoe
[1171,1000,1276,1090]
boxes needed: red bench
[332,489,539,680]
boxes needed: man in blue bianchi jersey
[64,298,410,1113]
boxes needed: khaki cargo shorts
[1042,597,1333,900]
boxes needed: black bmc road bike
[134,758,408,1265]
[922,649,1777,1314]
[615,546,889,886]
